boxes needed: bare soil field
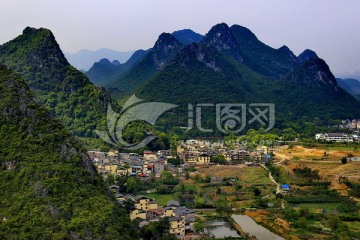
[195,164,246,178]
[274,145,360,198]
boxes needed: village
[87,139,285,239]
[89,139,273,179]
[87,136,360,239]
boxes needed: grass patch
[239,167,273,185]
[142,193,177,207]
[315,145,360,151]
[295,203,340,213]
[347,221,360,238]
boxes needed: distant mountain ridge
[13,23,358,136]
[86,49,149,87]
[298,49,318,62]
[109,23,325,99]
[121,22,360,133]
[103,33,183,96]
[336,78,360,100]
[65,48,134,71]
[86,29,205,88]
[172,29,204,44]
[136,32,360,127]
[202,23,244,62]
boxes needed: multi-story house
[130,209,147,220]
[154,161,165,177]
[173,207,196,231]
[168,216,185,237]
[143,151,157,161]
[185,153,211,164]
[197,153,211,164]
[128,195,158,220]
[104,163,119,175]
[133,195,158,212]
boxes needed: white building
[315,133,353,142]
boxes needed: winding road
[260,164,285,208]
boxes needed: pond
[231,214,284,240]
[204,220,241,239]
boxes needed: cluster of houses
[88,150,177,178]
[315,133,359,142]
[88,139,275,180]
[177,139,273,165]
[111,189,196,238]
[86,141,284,238]
[339,119,360,130]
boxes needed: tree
[170,134,180,154]
[193,221,204,233]
[180,184,186,195]
[157,217,170,236]
[123,199,135,213]
[115,175,128,186]
[215,199,231,214]
[99,145,110,152]
[253,188,261,196]
[203,175,211,183]
[160,171,174,180]
[276,193,283,199]
[193,174,203,183]
[297,217,308,228]
[235,183,243,191]
[156,185,172,194]
[126,177,138,193]
[327,215,340,231]
[210,154,227,164]
[168,158,181,166]
[299,208,309,218]
[161,171,179,185]
[105,174,115,186]
[293,167,320,181]
[225,133,237,149]
[142,217,170,239]
[341,157,348,164]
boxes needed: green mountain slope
[135,43,273,134]
[230,24,299,78]
[0,27,115,137]
[136,42,360,133]
[108,33,183,99]
[0,65,137,239]
[202,23,245,62]
[274,57,360,120]
[137,43,264,104]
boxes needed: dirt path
[260,164,280,193]
[260,164,285,209]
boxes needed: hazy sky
[1,0,360,75]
